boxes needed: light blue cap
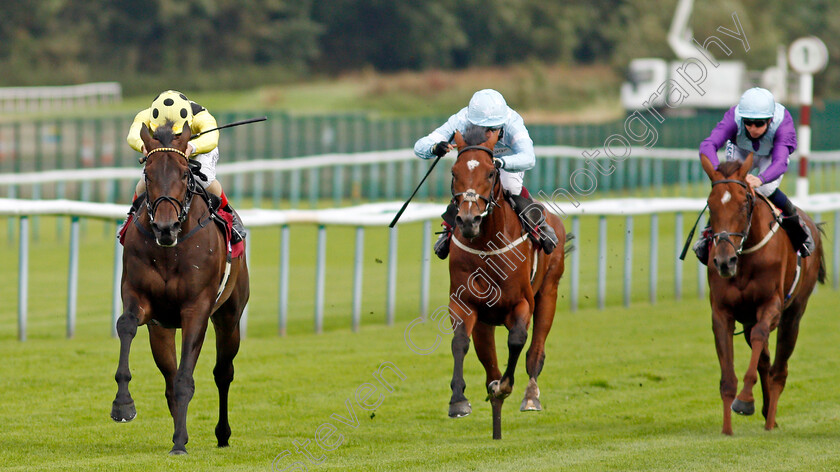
[736,87,775,119]
[466,89,509,127]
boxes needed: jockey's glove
[432,141,450,157]
[494,158,504,169]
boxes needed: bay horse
[700,153,825,435]
[447,126,567,439]
[110,120,250,454]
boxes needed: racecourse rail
[3,194,840,342]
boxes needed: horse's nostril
[729,256,738,266]
[455,216,463,226]
[474,215,482,225]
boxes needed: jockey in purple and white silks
[694,87,814,263]
[414,89,558,259]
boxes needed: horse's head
[450,125,502,239]
[139,120,194,247]
[701,153,756,278]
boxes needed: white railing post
[18,217,29,342]
[67,217,80,338]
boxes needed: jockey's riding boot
[224,204,247,245]
[509,193,558,254]
[434,202,458,260]
[117,193,145,237]
[780,212,814,257]
[693,224,712,266]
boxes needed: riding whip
[389,135,453,228]
[190,116,267,140]
[679,203,709,261]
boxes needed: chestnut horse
[447,126,567,439]
[110,121,250,454]
[700,154,825,435]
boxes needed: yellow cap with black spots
[149,90,193,134]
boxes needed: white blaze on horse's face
[467,159,479,171]
[721,191,732,205]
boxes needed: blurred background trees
[0,0,837,97]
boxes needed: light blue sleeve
[413,108,468,160]
[496,110,535,172]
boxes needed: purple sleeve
[758,110,797,183]
[699,106,738,167]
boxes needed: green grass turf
[0,214,839,470]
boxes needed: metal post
[420,220,431,320]
[314,225,326,334]
[278,225,290,336]
[796,73,813,199]
[597,216,607,310]
[649,214,658,305]
[67,217,80,338]
[623,215,633,307]
[675,212,683,301]
[352,226,364,332]
[386,226,398,325]
[112,222,123,338]
[570,216,580,312]
[18,217,29,341]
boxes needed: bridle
[451,145,501,219]
[709,178,755,255]
[143,146,198,228]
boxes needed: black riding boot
[771,190,814,257]
[693,225,712,266]
[434,202,458,260]
[509,193,558,254]
[224,204,247,244]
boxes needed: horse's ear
[700,154,717,180]
[174,121,191,150]
[140,123,153,150]
[738,153,754,180]
[484,128,500,150]
[453,131,465,149]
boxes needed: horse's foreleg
[170,313,210,455]
[765,302,806,430]
[111,310,140,423]
[212,317,241,447]
[473,322,501,391]
[148,324,177,418]
[491,299,530,399]
[712,311,737,435]
[734,300,780,417]
[522,287,558,412]
[448,304,476,419]
[742,328,772,423]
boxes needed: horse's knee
[508,325,527,350]
[749,325,769,344]
[451,332,470,356]
[116,313,138,338]
[174,373,196,402]
[720,377,737,398]
[213,364,234,386]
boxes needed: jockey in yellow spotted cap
[125,90,245,242]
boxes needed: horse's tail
[816,222,827,285]
[563,232,575,259]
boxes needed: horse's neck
[478,197,521,245]
[746,197,776,245]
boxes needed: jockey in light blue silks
[414,89,558,259]
[694,87,814,263]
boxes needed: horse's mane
[463,124,492,147]
[717,161,742,177]
[152,120,176,147]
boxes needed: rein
[451,145,501,219]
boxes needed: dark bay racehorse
[447,127,567,439]
[111,120,250,454]
[701,154,825,435]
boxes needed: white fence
[0,82,121,112]
[3,195,840,341]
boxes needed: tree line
[0,0,837,96]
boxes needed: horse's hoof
[110,401,137,422]
[449,400,472,418]
[731,399,755,416]
[169,447,188,456]
[486,380,510,400]
[520,397,542,412]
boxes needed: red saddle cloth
[118,206,244,259]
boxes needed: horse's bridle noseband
[144,146,197,227]
[451,145,501,219]
[710,178,755,255]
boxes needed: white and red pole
[796,73,812,199]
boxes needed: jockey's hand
[493,158,504,170]
[745,174,762,189]
[186,143,195,157]
[432,141,453,157]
